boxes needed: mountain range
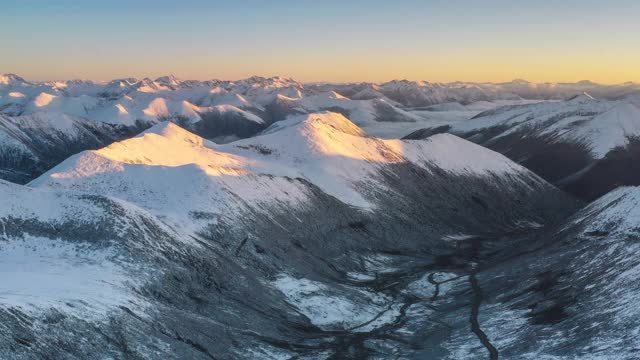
[405,93,640,200]
[2,74,640,359]
[3,73,639,185]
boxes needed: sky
[1,0,640,83]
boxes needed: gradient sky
[2,0,639,83]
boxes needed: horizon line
[2,73,638,86]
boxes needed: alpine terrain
[405,94,640,201]
[1,76,639,359]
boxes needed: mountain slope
[456,186,640,359]
[32,112,573,226]
[0,179,322,358]
[404,97,640,200]
[0,113,142,183]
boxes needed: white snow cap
[31,112,528,218]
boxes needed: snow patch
[272,274,391,330]
[0,236,139,317]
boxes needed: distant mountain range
[3,73,639,185]
[3,74,639,114]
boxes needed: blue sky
[2,0,639,83]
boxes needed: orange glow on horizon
[9,52,640,85]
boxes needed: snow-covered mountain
[0,74,438,152]
[404,95,640,200]
[4,73,638,137]
[264,90,425,124]
[0,74,430,128]
[0,112,142,183]
[32,112,567,227]
[5,73,640,358]
[458,186,640,359]
[1,112,580,359]
[310,79,640,108]
[5,73,637,186]
[0,73,549,184]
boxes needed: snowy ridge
[0,236,138,317]
[572,186,640,236]
[401,95,640,200]
[31,112,532,226]
[0,179,104,222]
[448,97,640,158]
[278,92,425,124]
[0,179,187,317]
[402,133,526,176]
[5,73,638,131]
[0,112,137,184]
[10,72,621,167]
[0,179,182,244]
[234,111,525,177]
[573,102,640,157]
[226,112,532,206]
[473,185,640,359]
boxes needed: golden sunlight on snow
[301,113,405,163]
[115,104,129,115]
[94,122,250,176]
[33,92,56,107]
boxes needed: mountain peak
[84,121,246,173]
[576,80,597,86]
[138,121,199,141]
[0,73,28,85]
[155,75,182,86]
[566,91,595,102]
[292,111,364,137]
[241,75,300,87]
